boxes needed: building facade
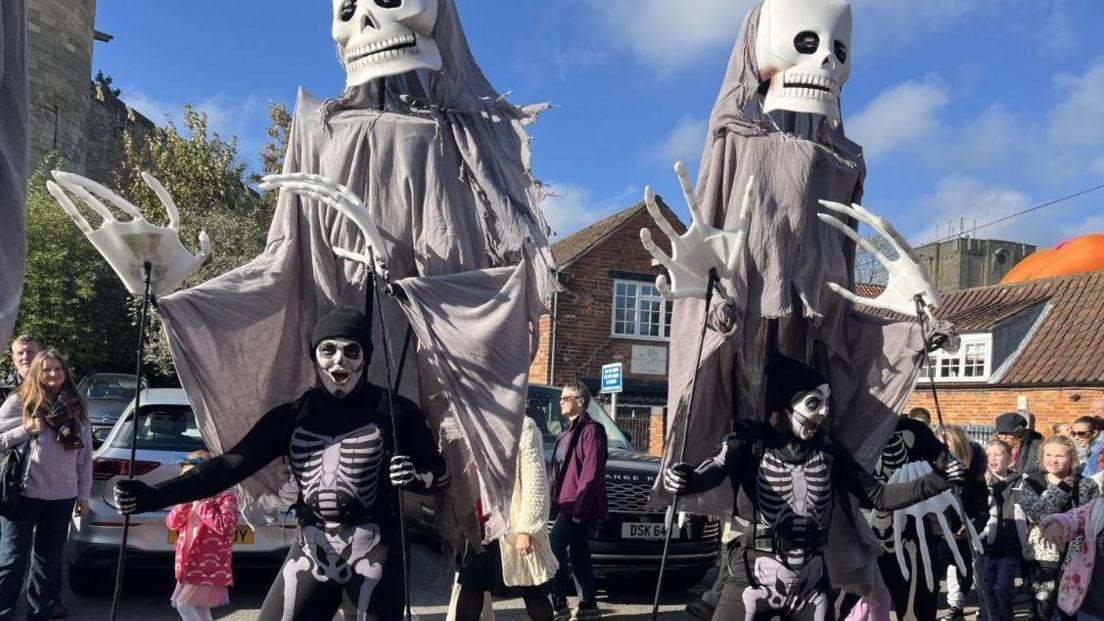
[27,0,155,181]
[530,200,685,456]
[914,236,1035,294]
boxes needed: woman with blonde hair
[0,349,92,620]
[932,426,988,621]
[1020,434,1099,621]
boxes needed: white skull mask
[315,338,366,398]
[787,383,831,441]
[332,0,442,89]
[756,0,852,127]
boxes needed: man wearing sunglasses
[549,380,608,621]
[993,412,1044,475]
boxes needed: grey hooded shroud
[654,3,927,593]
[158,0,557,539]
[0,0,28,344]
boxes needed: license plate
[621,522,679,540]
[169,526,254,545]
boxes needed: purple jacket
[552,413,608,521]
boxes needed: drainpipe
[548,290,559,385]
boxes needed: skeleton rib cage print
[290,424,385,523]
[756,449,833,569]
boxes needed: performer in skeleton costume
[114,308,448,621]
[663,355,965,621]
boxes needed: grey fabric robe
[0,0,28,345]
[158,0,556,538]
[654,4,927,593]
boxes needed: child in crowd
[980,439,1026,621]
[165,450,239,621]
[1040,491,1104,621]
[1020,436,1099,621]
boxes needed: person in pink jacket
[165,450,238,621]
[1040,494,1104,621]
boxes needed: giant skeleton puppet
[0,0,29,345]
[49,1,557,619]
[641,0,971,613]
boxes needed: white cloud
[1093,155,1104,177]
[1048,56,1104,149]
[917,176,1064,247]
[122,89,271,168]
[583,0,753,73]
[540,183,640,239]
[645,116,707,167]
[847,81,949,159]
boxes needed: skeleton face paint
[332,0,442,88]
[787,383,831,441]
[756,0,852,126]
[315,338,365,398]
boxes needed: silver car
[66,388,295,595]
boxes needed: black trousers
[711,545,835,621]
[878,544,938,621]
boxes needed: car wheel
[67,561,107,596]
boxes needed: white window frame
[610,279,672,342]
[919,333,993,383]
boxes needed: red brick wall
[906,386,1104,432]
[529,208,679,389]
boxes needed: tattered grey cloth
[158,0,556,539]
[0,0,28,345]
[396,254,546,542]
[653,3,929,594]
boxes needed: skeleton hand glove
[113,479,165,515]
[389,455,437,492]
[938,454,967,485]
[663,462,695,495]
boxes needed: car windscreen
[110,404,207,452]
[526,386,633,450]
[79,375,145,401]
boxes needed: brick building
[529,200,685,456]
[904,269,1104,432]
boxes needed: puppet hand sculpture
[260,173,390,279]
[816,201,941,318]
[46,171,211,298]
[640,162,756,300]
[888,461,983,591]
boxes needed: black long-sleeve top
[150,383,447,523]
[682,421,952,520]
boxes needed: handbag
[0,441,28,518]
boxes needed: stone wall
[27,0,97,173]
[84,84,157,184]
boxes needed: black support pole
[109,262,152,621]
[650,268,718,621]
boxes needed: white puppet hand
[259,173,389,279]
[817,201,941,319]
[889,461,983,591]
[639,162,755,300]
[46,171,210,297]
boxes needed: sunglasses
[1071,430,1096,438]
[559,396,581,402]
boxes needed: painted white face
[315,338,365,398]
[787,383,831,441]
[332,0,442,89]
[756,0,852,127]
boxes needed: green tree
[14,158,136,379]
[116,106,273,378]
[258,101,291,179]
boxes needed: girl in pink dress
[165,450,238,621]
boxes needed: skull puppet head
[756,0,852,127]
[332,0,442,89]
[765,354,832,442]
[311,308,374,398]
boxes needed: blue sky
[91,1,1104,250]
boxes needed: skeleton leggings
[257,522,400,621]
[711,547,833,621]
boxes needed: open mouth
[346,34,419,65]
[328,369,351,385]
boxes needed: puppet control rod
[650,268,719,621]
[109,262,153,621]
[913,293,995,621]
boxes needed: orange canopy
[1002,233,1104,284]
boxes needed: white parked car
[66,388,295,595]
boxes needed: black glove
[663,462,695,495]
[113,479,165,515]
